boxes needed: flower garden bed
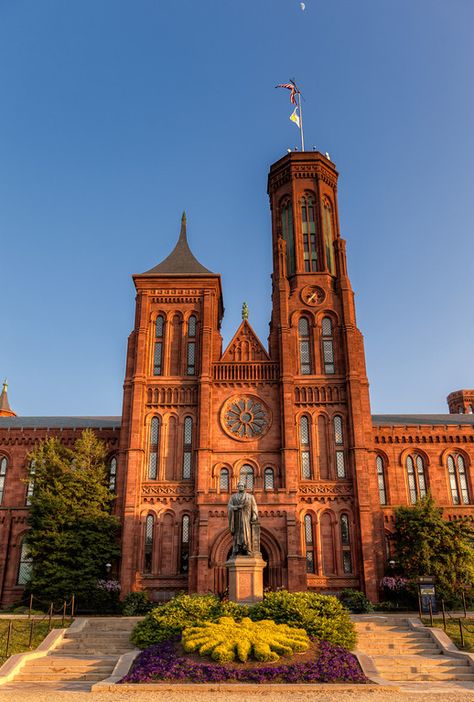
[119,638,368,684]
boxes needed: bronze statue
[228,481,259,556]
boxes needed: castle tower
[118,214,223,596]
[267,152,382,599]
[447,390,474,415]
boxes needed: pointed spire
[139,212,214,276]
[0,379,16,418]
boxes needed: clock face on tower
[301,285,325,306]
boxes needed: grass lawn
[424,617,474,652]
[0,619,69,664]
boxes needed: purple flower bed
[119,639,367,684]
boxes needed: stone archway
[209,527,285,595]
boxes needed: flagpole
[297,88,305,151]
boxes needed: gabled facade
[1,152,473,606]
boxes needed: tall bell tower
[268,152,382,599]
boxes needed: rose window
[224,398,268,439]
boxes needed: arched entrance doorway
[210,528,285,595]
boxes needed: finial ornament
[2,379,7,392]
[242,302,249,320]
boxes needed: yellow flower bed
[181,616,310,663]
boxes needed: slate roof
[139,212,215,276]
[0,417,121,430]
[372,414,474,426]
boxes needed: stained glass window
[376,456,387,505]
[304,514,315,573]
[448,454,470,505]
[281,201,295,276]
[180,515,190,574]
[340,515,352,573]
[182,417,193,479]
[334,416,343,445]
[17,539,33,586]
[220,468,229,492]
[298,317,312,375]
[264,467,274,490]
[144,515,154,574]
[300,416,312,479]
[156,315,164,338]
[301,196,318,272]
[154,316,164,376]
[322,317,335,374]
[108,457,117,493]
[0,456,7,505]
[186,342,196,376]
[407,455,426,504]
[336,451,346,478]
[188,315,196,338]
[149,417,160,480]
[239,465,254,490]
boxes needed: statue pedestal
[225,555,266,604]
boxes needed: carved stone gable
[221,320,270,362]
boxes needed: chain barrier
[0,594,75,660]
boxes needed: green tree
[393,495,474,603]
[25,430,120,605]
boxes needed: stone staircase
[354,616,474,683]
[2,617,140,691]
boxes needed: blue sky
[0,0,473,416]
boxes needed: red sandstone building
[1,152,473,606]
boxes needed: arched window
[468,405,474,415]
[340,514,352,574]
[321,317,335,375]
[108,457,117,493]
[264,467,274,490]
[180,515,190,574]
[144,514,154,574]
[301,195,318,272]
[186,315,197,376]
[154,315,165,376]
[304,514,315,573]
[333,415,346,479]
[406,455,427,504]
[17,539,33,586]
[447,454,469,505]
[376,456,387,505]
[0,456,7,505]
[322,197,335,274]
[239,465,254,490]
[300,416,312,479]
[219,468,229,492]
[281,201,295,276]
[25,460,36,506]
[298,317,312,375]
[148,417,160,480]
[182,417,193,479]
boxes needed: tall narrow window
[25,460,36,506]
[154,315,164,376]
[239,465,254,490]
[322,317,335,374]
[108,457,117,493]
[182,417,193,479]
[17,539,33,586]
[264,467,274,490]
[304,514,315,573]
[186,315,197,376]
[301,196,318,272]
[148,417,160,480]
[322,198,335,274]
[340,514,353,574]
[219,468,229,492]
[281,201,295,276]
[376,456,387,505]
[298,317,312,375]
[406,455,427,504]
[0,457,7,505]
[144,515,154,573]
[300,416,312,479]
[447,454,470,505]
[180,515,190,574]
[334,415,346,478]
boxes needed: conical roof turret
[0,380,16,417]
[139,212,214,276]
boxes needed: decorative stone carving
[220,395,271,441]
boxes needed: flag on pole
[275,82,298,104]
[290,107,300,128]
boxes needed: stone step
[383,672,474,681]
[15,673,110,681]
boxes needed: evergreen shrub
[338,589,373,613]
[122,591,153,616]
[249,590,356,650]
